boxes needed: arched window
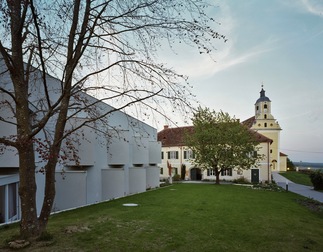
[264,123,267,127]
[264,114,267,119]
[264,104,267,109]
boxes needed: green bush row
[309,170,323,190]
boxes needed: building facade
[158,87,287,182]
[0,57,161,225]
[243,88,287,172]
[158,125,273,183]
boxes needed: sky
[156,0,323,163]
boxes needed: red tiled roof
[157,126,194,147]
[280,152,288,157]
[242,116,255,128]
[248,129,273,144]
[157,125,272,147]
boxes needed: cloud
[158,3,281,79]
[300,0,323,16]
[172,33,280,79]
[210,39,279,74]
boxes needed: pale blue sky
[158,0,323,163]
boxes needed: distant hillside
[293,162,323,169]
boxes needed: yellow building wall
[280,155,287,172]
[160,141,272,183]
[251,129,282,171]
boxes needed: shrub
[172,174,181,181]
[253,183,284,192]
[299,170,312,175]
[233,177,250,184]
[309,170,323,190]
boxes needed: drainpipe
[267,141,270,182]
[180,146,183,179]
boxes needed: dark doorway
[251,169,259,183]
[190,168,202,181]
[181,164,186,180]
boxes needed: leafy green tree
[0,1,225,238]
[186,107,261,184]
[287,158,296,171]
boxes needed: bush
[309,170,323,190]
[172,174,181,181]
[233,177,250,184]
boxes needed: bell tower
[251,87,282,171]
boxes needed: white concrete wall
[146,166,160,189]
[129,167,146,194]
[132,136,149,165]
[63,118,95,166]
[149,141,161,164]
[53,171,87,212]
[107,130,130,165]
[101,169,125,200]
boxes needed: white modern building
[0,57,161,224]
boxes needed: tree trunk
[38,160,56,233]
[215,170,220,184]
[18,141,40,238]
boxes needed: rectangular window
[248,151,257,158]
[160,167,163,174]
[161,152,164,160]
[184,150,195,160]
[8,183,17,219]
[207,169,216,176]
[221,168,232,176]
[167,151,179,159]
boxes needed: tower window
[264,114,267,119]
[264,123,267,127]
[264,104,267,109]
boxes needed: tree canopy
[0,0,225,238]
[186,107,261,184]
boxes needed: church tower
[251,87,282,171]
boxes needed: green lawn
[1,184,323,251]
[279,171,313,186]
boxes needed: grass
[279,171,313,186]
[1,183,323,251]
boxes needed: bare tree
[0,0,225,238]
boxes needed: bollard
[285,180,288,192]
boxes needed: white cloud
[301,0,323,16]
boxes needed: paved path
[272,172,323,203]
